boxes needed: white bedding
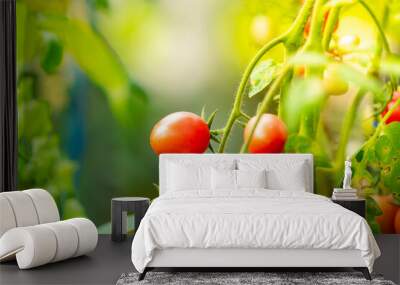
[131,190,380,273]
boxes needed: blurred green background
[16,0,400,231]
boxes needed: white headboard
[159,154,314,194]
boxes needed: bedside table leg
[111,202,123,242]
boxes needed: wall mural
[16,0,400,234]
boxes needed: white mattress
[131,190,380,273]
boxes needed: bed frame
[139,154,371,281]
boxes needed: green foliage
[41,38,64,73]
[36,14,147,122]
[18,76,80,219]
[284,77,325,134]
[16,0,148,222]
[352,123,400,231]
[249,60,279,98]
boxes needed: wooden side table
[332,198,365,218]
[111,197,150,242]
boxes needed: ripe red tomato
[381,91,400,124]
[244,114,288,153]
[374,195,398,233]
[150,112,210,154]
[304,11,338,38]
[394,208,400,234]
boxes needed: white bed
[131,154,380,280]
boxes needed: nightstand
[111,197,150,242]
[332,198,365,218]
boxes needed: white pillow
[236,169,267,189]
[167,163,210,191]
[166,159,236,192]
[266,162,306,191]
[211,168,236,190]
[238,160,307,191]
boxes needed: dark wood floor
[0,235,134,285]
[1,234,398,285]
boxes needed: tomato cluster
[150,112,288,155]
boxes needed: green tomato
[323,63,349,96]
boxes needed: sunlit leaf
[249,59,278,98]
[375,135,393,165]
[36,14,147,120]
[41,38,63,73]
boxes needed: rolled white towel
[23,189,60,224]
[0,191,39,227]
[0,218,98,269]
[64,218,98,257]
[0,226,57,268]
[0,196,17,237]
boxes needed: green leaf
[36,15,147,119]
[380,161,400,195]
[249,59,278,98]
[207,109,218,128]
[381,122,400,149]
[375,135,393,165]
[41,38,64,73]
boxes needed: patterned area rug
[116,272,395,285]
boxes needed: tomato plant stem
[335,89,365,168]
[240,65,291,153]
[303,0,325,54]
[285,0,316,52]
[218,0,316,153]
[322,7,340,51]
[217,36,286,153]
[358,0,391,54]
